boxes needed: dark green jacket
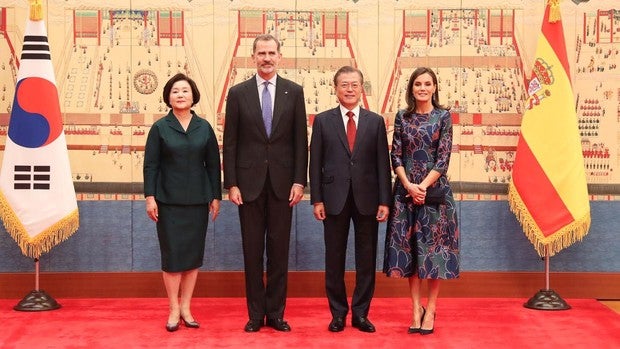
[143,110,222,204]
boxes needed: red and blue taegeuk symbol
[9,77,62,148]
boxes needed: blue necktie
[262,81,272,137]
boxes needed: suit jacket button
[264,160,268,164]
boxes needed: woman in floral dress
[383,67,459,335]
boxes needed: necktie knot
[347,111,354,119]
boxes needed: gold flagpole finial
[29,0,43,21]
[548,0,562,23]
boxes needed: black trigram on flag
[21,35,51,60]
[0,1,79,259]
[13,165,51,190]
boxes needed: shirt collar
[339,104,361,119]
[257,75,277,87]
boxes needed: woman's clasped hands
[406,182,426,205]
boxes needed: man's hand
[313,202,326,221]
[288,184,304,207]
[229,186,243,206]
[376,205,389,222]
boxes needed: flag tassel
[0,191,79,258]
[508,183,590,257]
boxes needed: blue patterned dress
[383,108,459,279]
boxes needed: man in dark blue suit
[223,34,308,332]
[309,66,391,333]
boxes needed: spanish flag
[508,0,590,257]
[0,1,79,258]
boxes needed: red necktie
[346,111,356,151]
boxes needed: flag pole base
[523,289,571,310]
[13,290,61,312]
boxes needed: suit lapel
[353,108,370,157]
[327,107,351,155]
[165,112,186,134]
[243,76,269,139]
[271,76,288,136]
[165,111,202,134]
[185,112,202,134]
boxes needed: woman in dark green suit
[144,73,222,332]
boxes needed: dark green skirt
[156,202,209,272]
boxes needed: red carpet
[0,297,618,348]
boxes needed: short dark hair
[252,34,281,53]
[333,66,364,86]
[405,67,445,112]
[162,73,200,108]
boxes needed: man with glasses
[309,66,391,333]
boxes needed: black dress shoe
[407,326,420,334]
[266,318,291,332]
[244,319,263,332]
[351,316,376,333]
[328,317,345,332]
[420,312,435,335]
[181,316,200,329]
[420,327,434,335]
[408,306,426,334]
[165,322,180,332]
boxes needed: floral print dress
[383,108,459,279]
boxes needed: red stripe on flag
[541,4,570,79]
[512,135,574,236]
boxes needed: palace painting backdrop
[0,0,618,273]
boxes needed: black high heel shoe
[420,311,435,335]
[181,316,200,329]
[407,306,426,334]
[166,322,180,332]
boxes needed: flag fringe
[508,182,590,257]
[0,190,79,259]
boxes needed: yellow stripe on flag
[519,37,588,221]
[508,0,590,257]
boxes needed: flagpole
[35,258,39,290]
[523,246,571,310]
[13,258,61,311]
[510,0,589,311]
[1,0,77,312]
[545,246,550,290]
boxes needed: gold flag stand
[524,246,570,310]
[14,258,61,311]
